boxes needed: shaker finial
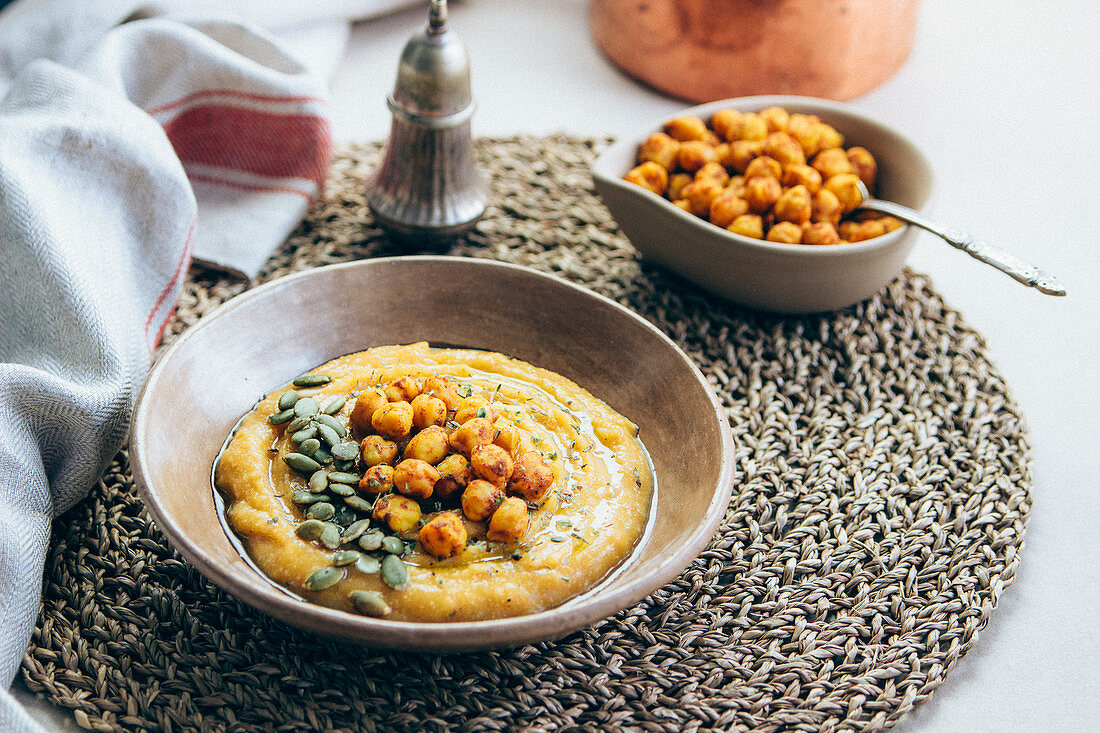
[428,0,447,33]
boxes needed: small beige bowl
[131,257,735,651]
[592,95,934,313]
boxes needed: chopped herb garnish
[550,536,566,543]
[267,517,279,524]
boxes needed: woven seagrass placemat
[21,137,1031,733]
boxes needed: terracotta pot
[590,0,919,102]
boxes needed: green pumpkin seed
[286,416,312,433]
[304,566,343,591]
[268,408,295,425]
[344,495,373,512]
[333,458,356,473]
[354,556,382,575]
[293,374,332,388]
[358,531,384,552]
[314,413,347,437]
[295,519,326,541]
[380,555,409,590]
[308,470,330,493]
[316,423,341,447]
[331,506,357,526]
[284,453,321,474]
[300,437,322,456]
[290,425,317,445]
[306,502,335,521]
[342,519,371,543]
[331,442,360,461]
[313,447,333,465]
[328,471,360,485]
[349,589,390,617]
[381,536,405,555]
[328,482,355,497]
[322,396,346,415]
[278,390,300,410]
[319,522,342,549]
[293,397,320,418]
[332,550,361,566]
[292,491,327,505]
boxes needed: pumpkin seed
[293,374,332,388]
[314,413,347,437]
[332,550,361,566]
[304,566,342,591]
[316,423,341,447]
[328,471,360,485]
[290,426,317,445]
[319,522,342,549]
[342,519,371,543]
[268,409,295,425]
[293,397,320,418]
[333,458,356,473]
[306,502,335,521]
[284,453,321,473]
[313,446,333,465]
[292,491,327,505]
[328,482,355,497]
[278,390,300,410]
[354,555,382,575]
[358,531,384,551]
[298,438,321,457]
[286,416,311,433]
[321,396,346,415]
[380,555,409,590]
[295,519,326,541]
[344,495,373,512]
[349,589,390,617]
[331,506,357,526]
[381,536,405,555]
[308,470,330,493]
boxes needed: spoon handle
[857,197,1067,296]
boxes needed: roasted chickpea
[470,443,514,486]
[818,123,844,150]
[727,112,767,142]
[433,453,470,500]
[710,108,742,140]
[664,115,708,141]
[667,172,692,201]
[454,397,498,425]
[812,148,855,179]
[722,140,764,173]
[845,219,886,242]
[421,375,461,411]
[486,497,529,544]
[461,479,505,522]
[418,512,468,559]
[802,221,842,245]
[812,188,843,224]
[727,214,764,239]
[411,393,447,430]
[787,113,824,157]
[623,162,668,196]
[773,185,812,225]
[372,493,421,533]
[359,464,395,494]
[694,161,729,185]
[384,376,422,403]
[448,417,494,455]
[823,173,863,213]
[637,132,680,170]
[766,221,803,244]
[762,132,806,167]
[507,451,554,502]
[393,458,439,500]
[881,216,903,233]
[743,176,782,214]
[759,106,790,132]
[371,401,414,440]
[404,425,449,465]
[781,163,822,193]
[349,387,388,434]
[678,178,725,218]
[743,155,782,180]
[709,191,750,228]
[676,141,718,173]
[360,435,399,467]
[846,146,877,188]
[838,220,861,241]
[672,199,692,213]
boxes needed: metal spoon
[855,181,1066,296]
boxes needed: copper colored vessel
[590,0,919,102]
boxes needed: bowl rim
[130,255,737,650]
[591,94,934,258]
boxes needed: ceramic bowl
[592,95,934,313]
[131,256,736,651]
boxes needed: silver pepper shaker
[365,0,488,243]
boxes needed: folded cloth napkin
[0,1,416,729]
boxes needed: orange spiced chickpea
[728,112,768,141]
[710,108,742,140]
[743,155,782,181]
[418,512,467,559]
[448,417,495,455]
[384,376,422,403]
[624,161,669,196]
[759,106,790,133]
[678,178,725,218]
[812,148,855,179]
[461,479,505,521]
[360,435,399,467]
[667,172,692,201]
[637,132,680,170]
[763,131,807,167]
[470,443,515,486]
[727,213,764,239]
[349,387,388,434]
[664,115,709,141]
[404,425,450,465]
[420,375,461,411]
[433,453,470,500]
[359,464,395,494]
[676,141,719,173]
[722,140,764,173]
[372,401,414,440]
[773,185,813,225]
[411,393,447,430]
[787,113,824,157]
[486,497,529,544]
[709,191,750,228]
[846,146,878,188]
[818,123,844,150]
[694,161,729,185]
[393,458,439,500]
[823,173,864,213]
[507,451,554,502]
[372,493,421,533]
[766,221,804,244]
[454,397,498,425]
[743,176,782,214]
[781,163,822,193]
[802,221,842,245]
[812,188,844,224]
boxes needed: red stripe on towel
[187,172,312,200]
[164,106,331,191]
[146,89,324,117]
[144,220,195,352]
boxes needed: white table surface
[15,1,1100,731]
